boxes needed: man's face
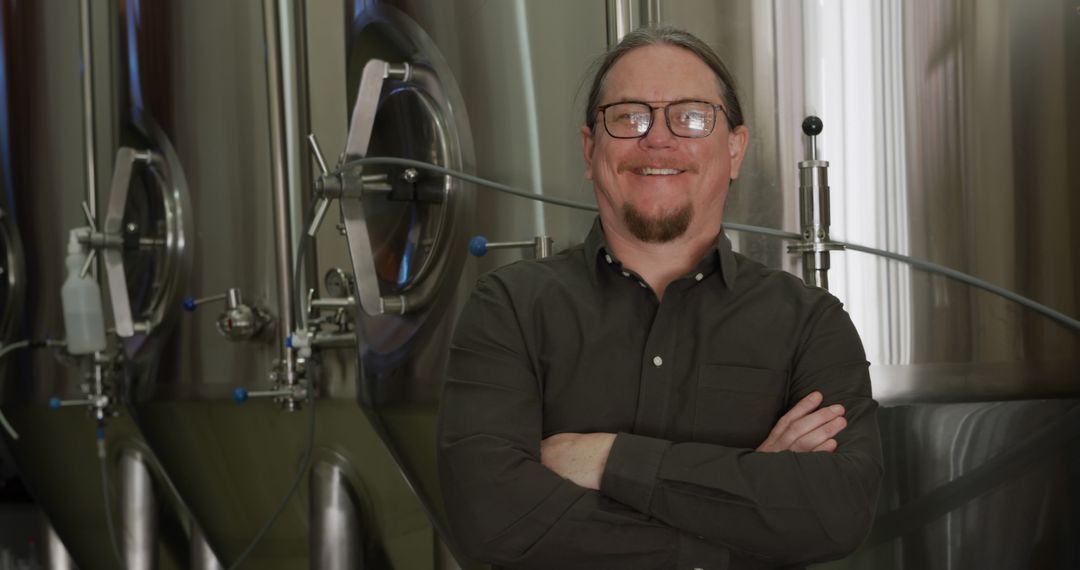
[582,44,749,244]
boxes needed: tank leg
[310,461,362,569]
[190,524,223,570]
[434,533,462,570]
[39,516,76,570]
[119,449,157,570]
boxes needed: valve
[182,287,272,342]
[787,116,844,290]
[47,353,119,422]
[233,359,308,411]
[469,235,555,259]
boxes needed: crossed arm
[542,390,849,491]
[437,279,883,568]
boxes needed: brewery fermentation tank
[0,0,1075,569]
[0,1,194,568]
[123,0,478,567]
[349,0,1078,568]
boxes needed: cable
[225,356,317,570]
[350,156,1080,333]
[0,340,33,440]
[351,156,599,212]
[0,339,29,360]
[96,427,127,570]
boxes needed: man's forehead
[599,45,723,102]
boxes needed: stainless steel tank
[117,0,468,567]
[343,0,1078,568]
[0,1,194,568]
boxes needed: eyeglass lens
[603,101,717,138]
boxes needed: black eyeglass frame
[595,99,729,139]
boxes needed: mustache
[618,161,694,173]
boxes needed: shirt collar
[584,217,737,289]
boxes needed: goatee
[622,202,692,243]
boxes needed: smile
[632,167,685,176]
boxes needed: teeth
[637,167,681,175]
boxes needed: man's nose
[642,108,676,146]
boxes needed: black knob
[802,116,823,136]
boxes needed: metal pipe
[263,0,297,377]
[119,449,157,570]
[310,462,362,569]
[641,0,662,26]
[40,516,77,570]
[190,524,224,570]
[78,0,97,225]
[606,0,635,46]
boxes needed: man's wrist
[599,432,671,514]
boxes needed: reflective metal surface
[310,460,363,569]
[40,518,76,570]
[820,400,1080,569]
[119,448,158,570]
[190,523,224,570]
[0,1,190,568]
[365,0,1077,567]
[120,0,448,567]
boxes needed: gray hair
[584,27,744,132]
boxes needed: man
[438,27,882,570]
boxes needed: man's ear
[581,125,595,180]
[727,124,750,180]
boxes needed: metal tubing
[190,524,224,570]
[119,449,157,570]
[310,462,362,569]
[641,0,662,25]
[40,517,77,570]
[263,0,297,376]
[78,0,97,226]
[606,0,636,46]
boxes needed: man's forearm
[599,401,882,566]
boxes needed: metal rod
[263,0,297,377]
[606,0,636,46]
[641,0,662,25]
[310,297,355,310]
[79,0,97,228]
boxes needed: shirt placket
[632,282,681,438]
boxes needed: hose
[96,426,128,570]
[226,384,316,570]
[350,156,1080,334]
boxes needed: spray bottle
[61,228,107,354]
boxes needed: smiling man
[438,27,882,570]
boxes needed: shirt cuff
[600,432,671,514]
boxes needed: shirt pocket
[693,364,787,448]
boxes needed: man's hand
[540,432,617,490]
[757,391,847,453]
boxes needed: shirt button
[695,273,704,281]
[652,356,663,367]
[604,254,613,264]
[621,271,630,277]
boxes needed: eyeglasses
[596,100,726,139]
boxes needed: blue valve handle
[182,296,197,312]
[469,235,489,257]
[233,387,249,404]
[48,397,61,410]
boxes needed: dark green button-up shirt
[438,219,883,570]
